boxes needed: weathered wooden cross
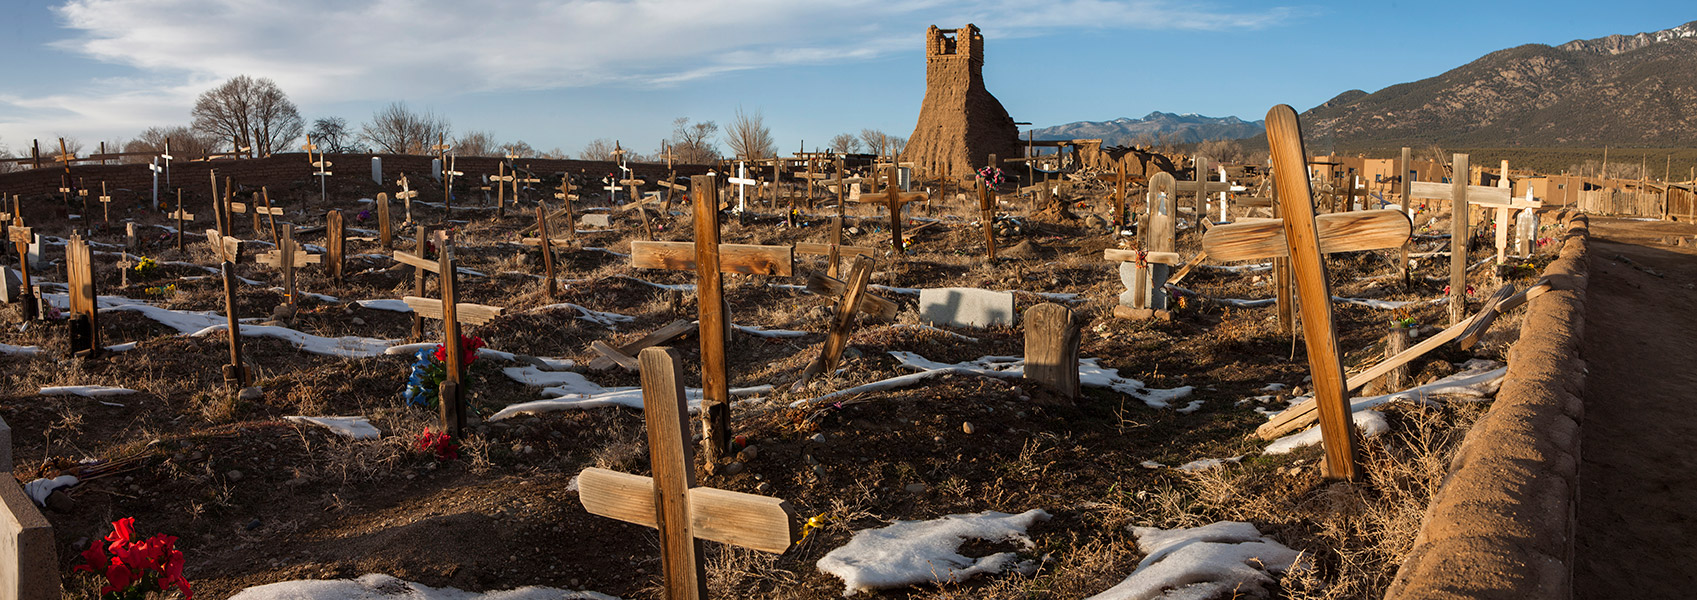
[396,175,420,226]
[206,231,249,389]
[403,230,504,438]
[522,205,564,297]
[1407,154,1491,326]
[793,256,875,388]
[976,155,1001,260]
[1023,303,1081,400]
[1174,155,1234,228]
[577,346,798,600]
[325,209,346,284]
[848,165,927,255]
[442,156,464,218]
[97,182,113,225]
[65,235,101,358]
[7,208,36,321]
[1104,172,1182,320]
[490,162,515,217]
[256,226,321,308]
[305,138,332,209]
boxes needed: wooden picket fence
[1578,189,1663,218]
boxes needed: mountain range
[1032,20,1697,150]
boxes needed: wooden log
[1023,303,1080,399]
[587,319,696,371]
[1457,283,1518,349]
[1266,104,1358,480]
[1385,326,1410,391]
[1200,210,1412,262]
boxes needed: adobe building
[900,24,1022,181]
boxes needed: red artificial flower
[73,539,105,573]
[414,429,459,460]
[102,561,135,595]
[106,517,135,548]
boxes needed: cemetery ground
[1,176,1556,599]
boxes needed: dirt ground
[0,172,1544,599]
[1573,217,1697,599]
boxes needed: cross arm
[631,241,794,277]
[402,296,505,326]
[1102,249,1184,265]
[577,468,799,554]
[1200,209,1411,262]
[1407,181,1517,205]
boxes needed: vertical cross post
[174,190,188,251]
[326,209,345,284]
[641,346,709,600]
[437,230,466,438]
[377,192,393,249]
[259,188,281,247]
[8,215,34,322]
[210,171,223,235]
[1449,153,1470,326]
[1399,146,1412,284]
[536,205,558,298]
[98,182,111,225]
[1266,104,1359,480]
[979,155,999,260]
[1194,154,1211,226]
[555,178,577,245]
[692,174,730,463]
[411,224,429,342]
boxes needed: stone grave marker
[580,213,613,229]
[1104,172,1181,319]
[577,346,798,600]
[0,454,59,600]
[918,288,1015,328]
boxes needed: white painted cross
[727,162,757,213]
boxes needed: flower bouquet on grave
[132,257,159,278]
[414,428,459,461]
[73,517,191,600]
[402,335,486,408]
[144,284,178,298]
[976,165,1005,188]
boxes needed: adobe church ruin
[900,24,1023,181]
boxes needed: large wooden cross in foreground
[578,346,798,600]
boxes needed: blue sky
[0,0,1689,158]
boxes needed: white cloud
[1,0,1289,141]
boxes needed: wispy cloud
[2,0,1290,139]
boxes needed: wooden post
[98,182,111,224]
[326,209,345,284]
[692,174,730,463]
[437,230,465,438]
[8,217,35,322]
[495,161,508,218]
[259,188,281,247]
[210,170,224,235]
[1449,153,1469,326]
[171,190,191,252]
[1023,303,1080,399]
[1194,154,1210,225]
[1385,326,1410,391]
[980,154,999,260]
[556,178,577,245]
[65,236,100,358]
[883,165,904,254]
[248,192,262,233]
[411,224,429,342]
[1265,104,1359,480]
[795,255,874,387]
[1399,147,1412,284]
[536,204,558,298]
[377,192,393,249]
[216,237,248,389]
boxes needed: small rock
[756,481,772,493]
[239,386,263,401]
[723,462,745,476]
[905,483,927,494]
[962,422,975,434]
[737,445,759,461]
[809,433,827,443]
[351,317,366,326]
[245,518,262,531]
[226,470,244,482]
[933,435,944,443]
[812,465,827,477]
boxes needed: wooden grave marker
[587,319,696,371]
[65,235,100,358]
[396,175,420,226]
[1407,154,1487,326]
[306,138,332,209]
[847,165,927,255]
[258,188,282,247]
[1023,303,1081,400]
[977,154,1000,260]
[325,209,346,284]
[727,162,756,213]
[793,256,875,388]
[211,234,249,389]
[394,225,437,341]
[442,156,464,217]
[577,347,799,600]
[97,182,112,224]
[376,192,393,249]
[1104,172,1181,319]
[168,190,194,251]
[1174,155,1233,227]
[490,162,514,217]
[256,226,321,308]
[526,204,560,297]
[7,214,36,321]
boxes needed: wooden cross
[65,235,101,358]
[550,178,578,243]
[1258,104,1360,479]
[256,226,321,308]
[325,209,346,284]
[396,175,420,225]
[577,346,798,600]
[793,255,875,388]
[149,160,163,209]
[305,138,331,210]
[1096,167,1133,228]
[1104,172,1181,319]
[407,230,504,438]
[1174,155,1233,227]
[97,182,112,224]
[624,176,655,240]
[525,205,561,298]
[212,234,248,388]
[168,190,194,251]
[603,176,622,206]
[396,224,434,341]
[727,162,756,212]
[848,165,927,255]
[647,175,735,461]
[9,211,37,321]
[1407,155,1488,326]
[491,162,515,217]
[443,156,464,218]
[376,192,393,249]
[976,154,1000,260]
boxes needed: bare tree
[498,140,537,158]
[126,126,222,162]
[1196,139,1247,164]
[308,117,354,153]
[579,138,619,161]
[455,130,498,157]
[669,117,720,164]
[360,102,451,154]
[41,136,85,161]
[887,136,906,156]
[191,75,303,156]
[725,108,775,160]
[828,133,861,154]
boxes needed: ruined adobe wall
[1385,211,1590,600]
[900,25,1022,181]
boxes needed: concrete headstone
[918,288,1016,328]
[371,156,383,185]
[25,238,42,272]
[0,268,18,304]
[0,466,59,600]
[579,214,613,229]
[431,158,442,181]
[1118,261,1170,310]
[1515,209,1537,256]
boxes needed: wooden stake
[326,209,345,284]
[979,154,999,260]
[438,230,465,438]
[1265,104,1358,480]
[1450,153,1469,327]
[1385,326,1410,391]
[377,192,393,249]
[536,204,557,298]
[219,246,248,389]
[692,174,730,462]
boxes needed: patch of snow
[271,287,340,303]
[868,284,921,295]
[40,385,137,397]
[1175,400,1204,414]
[1260,359,1506,423]
[792,352,1193,408]
[0,343,40,356]
[734,323,809,338]
[24,475,78,506]
[488,368,771,419]
[534,303,636,328]
[1265,410,1390,455]
[356,299,413,312]
[190,324,397,358]
[1140,460,1166,469]
[1259,383,1287,392]
[284,416,380,440]
[1175,456,1243,472]
[818,509,1050,596]
[1085,521,1305,600]
[229,574,621,600]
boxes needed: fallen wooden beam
[586,319,695,371]
[1166,251,1210,286]
[631,241,794,277]
[1456,284,1516,349]
[589,340,641,371]
[805,272,897,321]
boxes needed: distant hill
[1298,20,1697,149]
[1024,112,1264,145]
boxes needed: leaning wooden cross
[167,190,194,251]
[406,231,505,438]
[65,235,101,358]
[8,215,36,321]
[256,226,321,308]
[325,210,346,284]
[793,256,875,388]
[206,230,248,389]
[523,204,562,297]
[847,165,927,254]
[577,346,798,600]
[1104,172,1182,320]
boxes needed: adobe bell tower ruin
[900,24,1022,181]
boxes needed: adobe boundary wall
[1385,211,1590,599]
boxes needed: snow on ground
[283,416,380,440]
[489,365,771,418]
[1265,410,1391,455]
[1169,285,1443,311]
[40,292,233,334]
[0,343,40,356]
[356,299,413,312]
[733,323,809,338]
[1175,456,1243,472]
[190,324,397,358]
[1260,359,1506,422]
[228,573,621,600]
[270,288,340,303]
[1085,521,1306,600]
[818,509,1050,596]
[791,352,1193,408]
[1197,262,1274,273]
[533,303,636,328]
[105,341,138,352]
[40,385,137,397]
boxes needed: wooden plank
[693,175,731,463]
[631,241,794,277]
[1266,104,1358,480]
[797,256,874,384]
[402,296,505,326]
[587,319,696,371]
[639,347,707,600]
[804,272,897,321]
[1457,283,1520,349]
[1200,210,1412,262]
[1165,250,1209,286]
[1450,154,1469,327]
[795,242,874,258]
[589,340,640,371]
[394,250,440,273]
[1409,181,1514,205]
[1102,249,1184,264]
[578,468,798,554]
[1146,172,1177,253]
[1023,303,1080,399]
